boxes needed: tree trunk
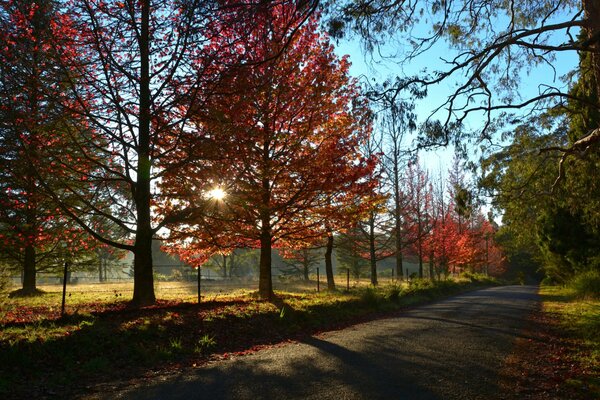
[325,232,335,290]
[393,155,404,280]
[98,257,104,282]
[222,254,228,278]
[22,244,36,293]
[369,215,378,286]
[583,0,600,100]
[258,227,273,299]
[132,231,155,306]
[303,261,309,281]
[131,0,155,307]
[22,195,37,293]
[429,251,435,281]
[395,217,403,280]
[418,240,423,279]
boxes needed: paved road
[86,285,539,400]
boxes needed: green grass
[0,277,498,399]
[540,284,600,396]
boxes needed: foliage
[325,0,598,151]
[480,36,600,283]
[569,270,600,300]
[162,7,376,298]
[0,0,100,292]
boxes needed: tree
[163,8,375,299]
[404,159,433,278]
[480,38,600,281]
[0,0,98,293]
[280,247,322,281]
[336,228,369,279]
[326,1,600,154]
[379,97,415,279]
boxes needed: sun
[207,187,226,201]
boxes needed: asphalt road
[87,285,539,400]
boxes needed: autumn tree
[162,8,375,299]
[0,0,99,293]
[404,159,434,278]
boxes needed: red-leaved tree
[0,0,99,293]
[162,7,376,299]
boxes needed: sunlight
[207,187,226,201]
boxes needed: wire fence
[7,265,405,303]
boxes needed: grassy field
[0,275,497,399]
[3,275,400,306]
[540,284,600,395]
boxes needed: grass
[540,284,600,396]
[0,276,498,399]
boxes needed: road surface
[83,285,539,400]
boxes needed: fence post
[317,267,320,293]
[197,266,201,303]
[346,268,350,291]
[61,261,69,317]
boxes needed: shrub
[385,285,402,302]
[569,270,600,300]
[359,286,381,307]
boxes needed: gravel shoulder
[80,285,539,400]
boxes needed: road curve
[87,285,539,400]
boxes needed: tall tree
[379,98,415,279]
[404,159,433,278]
[162,8,375,299]
[0,0,98,293]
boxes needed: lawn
[0,275,497,399]
[540,285,600,396]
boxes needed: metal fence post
[197,266,201,303]
[61,261,69,317]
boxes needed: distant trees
[280,247,322,281]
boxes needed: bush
[569,270,600,300]
[359,286,382,307]
[385,285,402,302]
[458,271,497,284]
